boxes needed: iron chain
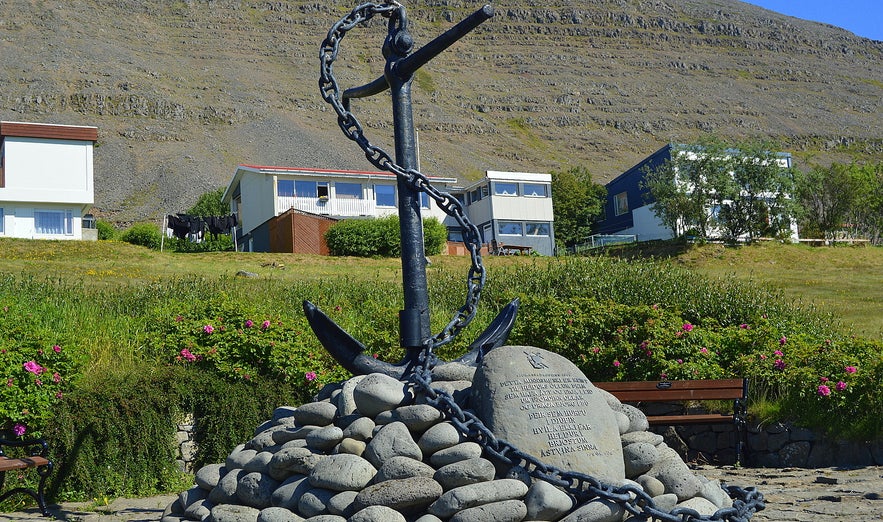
[321,4,764,521]
[320,2,485,351]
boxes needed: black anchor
[310,2,518,379]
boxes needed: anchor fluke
[303,300,415,379]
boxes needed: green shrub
[325,215,447,257]
[95,220,116,240]
[44,363,307,501]
[165,235,234,253]
[119,223,162,250]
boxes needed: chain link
[320,2,484,351]
[321,4,764,521]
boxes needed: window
[614,191,629,216]
[448,229,464,242]
[470,188,482,204]
[375,184,396,207]
[525,222,550,236]
[0,208,4,234]
[336,182,362,199]
[35,210,73,235]
[277,179,295,197]
[522,183,548,197]
[494,182,518,196]
[420,191,430,209]
[498,221,523,236]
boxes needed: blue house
[594,144,797,242]
[594,144,675,241]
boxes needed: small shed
[268,208,337,254]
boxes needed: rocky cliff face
[1,0,880,224]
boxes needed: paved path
[3,466,881,521]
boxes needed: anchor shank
[389,68,429,351]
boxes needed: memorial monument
[164,3,764,521]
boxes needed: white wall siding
[1,137,94,204]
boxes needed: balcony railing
[277,196,393,217]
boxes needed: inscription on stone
[472,346,624,482]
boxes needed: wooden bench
[594,378,749,465]
[0,435,53,515]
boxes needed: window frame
[498,221,523,236]
[614,191,629,216]
[335,182,363,200]
[521,183,548,197]
[34,209,73,236]
[525,222,550,236]
[375,184,396,207]
[494,182,519,196]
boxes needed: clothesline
[161,213,238,251]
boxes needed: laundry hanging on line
[166,214,237,242]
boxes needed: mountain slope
[1,0,880,224]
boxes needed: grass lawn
[2,237,880,339]
[668,242,883,338]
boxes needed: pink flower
[12,423,26,437]
[613,360,621,367]
[180,349,197,362]
[700,347,709,354]
[740,323,749,329]
[774,350,783,357]
[844,366,857,374]
[759,354,767,360]
[820,376,829,382]
[175,315,184,322]
[676,359,683,364]
[35,379,43,386]
[817,384,831,397]
[6,377,13,387]
[53,344,62,353]
[592,347,600,354]
[53,372,61,383]
[774,359,786,370]
[261,320,271,330]
[682,323,694,332]
[203,324,215,334]
[55,391,63,399]
[779,336,787,345]
[244,320,254,328]
[836,381,847,392]
[305,371,318,382]
[23,361,44,375]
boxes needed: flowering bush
[510,294,883,439]
[0,305,83,438]
[148,296,351,391]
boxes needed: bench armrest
[0,435,50,458]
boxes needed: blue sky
[744,1,882,41]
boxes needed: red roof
[1,121,98,142]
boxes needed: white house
[0,121,98,240]
[446,171,555,256]
[222,166,556,255]
[222,165,458,252]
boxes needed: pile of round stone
[162,365,736,522]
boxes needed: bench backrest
[593,379,747,402]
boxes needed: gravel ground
[4,465,881,521]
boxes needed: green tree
[642,137,731,238]
[550,166,606,248]
[848,162,883,244]
[794,163,860,239]
[717,141,796,242]
[187,187,229,217]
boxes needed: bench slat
[594,379,745,401]
[647,414,734,425]
[0,456,51,472]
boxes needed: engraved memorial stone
[471,346,625,483]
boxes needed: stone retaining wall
[655,421,883,468]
